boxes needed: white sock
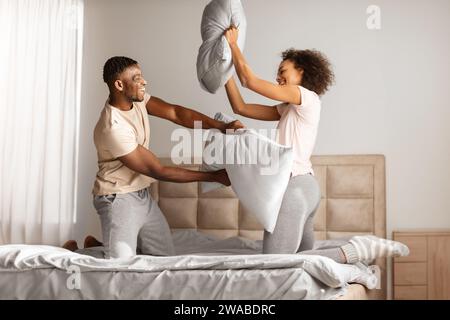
[351,262,379,289]
[341,235,409,264]
[333,261,379,289]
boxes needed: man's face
[116,64,147,102]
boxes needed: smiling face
[276,59,303,86]
[114,64,147,102]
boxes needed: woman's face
[276,59,303,86]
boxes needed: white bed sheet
[0,230,375,300]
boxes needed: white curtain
[0,0,84,245]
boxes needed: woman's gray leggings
[263,174,346,263]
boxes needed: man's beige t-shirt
[93,93,155,196]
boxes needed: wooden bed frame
[150,155,387,300]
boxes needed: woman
[223,26,408,264]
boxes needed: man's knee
[108,240,137,259]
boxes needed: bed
[0,155,386,300]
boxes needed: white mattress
[0,230,375,300]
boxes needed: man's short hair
[103,56,138,85]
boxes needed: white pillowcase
[200,113,293,233]
[199,112,236,193]
[196,0,247,94]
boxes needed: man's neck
[109,94,133,111]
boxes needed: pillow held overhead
[197,0,247,94]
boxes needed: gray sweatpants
[93,188,175,259]
[263,174,346,263]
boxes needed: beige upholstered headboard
[150,155,386,299]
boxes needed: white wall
[77,0,450,296]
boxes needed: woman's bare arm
[225,77,280,121]
[224,26,301,105]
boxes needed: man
[88,56,243,259]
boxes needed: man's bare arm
[146,96,244,133]
[118,145,230,185]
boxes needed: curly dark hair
[281,49,334,96]
[103,56,138,85]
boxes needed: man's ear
[114,79,124,92]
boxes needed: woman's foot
[351,262,379,289]
[341,235,410,264]
[62,240,79,252]
[84,235,103,248]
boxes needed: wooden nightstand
[393,230,450,300]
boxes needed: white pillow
[196,0,247,94]
[199,112,237,193]
[200,113,293,233]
